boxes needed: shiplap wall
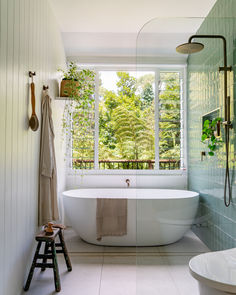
[0,0,66,294]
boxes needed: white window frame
[65,64,187,175]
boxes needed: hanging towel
[38,89,59,225]
[96,198,127,241]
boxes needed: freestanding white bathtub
[63,188,199,246]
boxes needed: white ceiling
[50,0,217,63]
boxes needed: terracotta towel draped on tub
[96,199,127,241]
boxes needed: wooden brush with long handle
[29,82,39,131]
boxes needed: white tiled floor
[100,256,136,295]
[21,228,209,295]
[22,256,103,295]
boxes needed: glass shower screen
[135,17,209,295]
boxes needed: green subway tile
[188,0,236,250]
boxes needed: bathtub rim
[62,188,199,200]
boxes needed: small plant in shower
[58,62,95,150]
[201,118,222,156]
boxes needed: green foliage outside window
[71,70,181,170]
[99,72,155,163]
[98,72,181,169]
[159,73,181,162]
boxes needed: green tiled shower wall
[188,0,236,250]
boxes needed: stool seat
[36,228,60,242]
[52,224,66,230]
[24,226,72,293]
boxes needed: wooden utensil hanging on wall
[29,82,39,131]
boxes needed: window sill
[67,169,187,176]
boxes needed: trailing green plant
[58,62,95,105]
[59,61,80,80]
[58,62,95,146]
[201,118,222,156]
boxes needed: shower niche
[202,108,221,137]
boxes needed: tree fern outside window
[99,71,155,169]
[71,69,184,171]
[159,72,181,170]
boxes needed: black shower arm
[188,34,232,124]
[188,35,229,69]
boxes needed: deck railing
[72,159,180,170]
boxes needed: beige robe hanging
[38,90,59,225]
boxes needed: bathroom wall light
[176,35,233,207]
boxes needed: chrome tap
[125,179,130,188]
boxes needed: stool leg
[58,230,72,271]
[51,241,61,292]
[41,242,49,271]
[24,241,42,291]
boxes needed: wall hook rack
[29,71,36,83]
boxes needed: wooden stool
[24,225,72,292]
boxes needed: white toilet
[189,248,236,294]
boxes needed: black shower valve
[201,151,206,161]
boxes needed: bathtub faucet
[125,179,130,188]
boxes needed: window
[70,68,184,172]
[158,72,182,170]
[72,105,95,169]
[99,71,155,170]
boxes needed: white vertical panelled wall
[0,0,66,294]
